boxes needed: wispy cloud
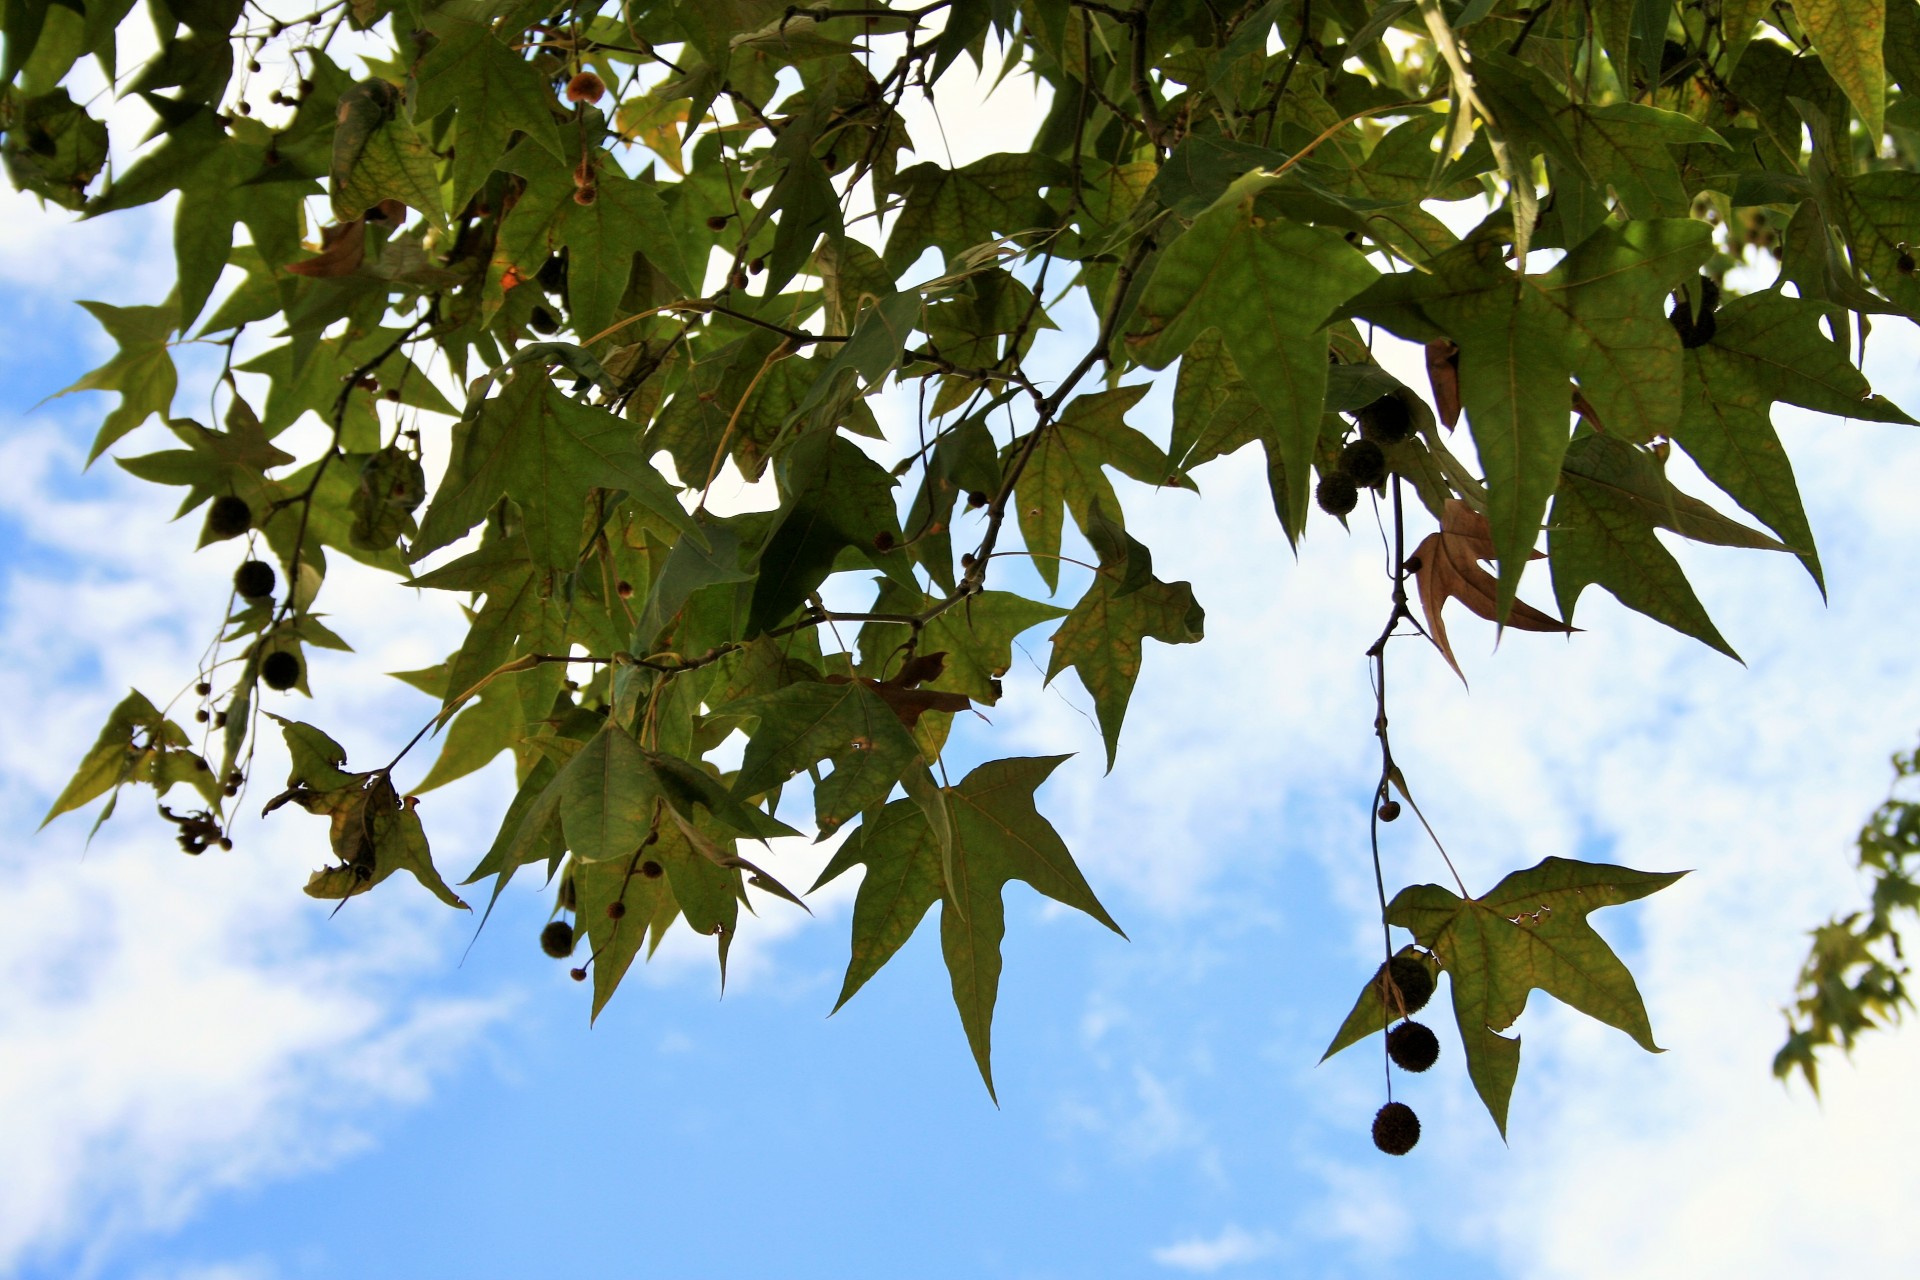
[1151,1224,1281,1272]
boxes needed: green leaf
[1011,385,1181,592]
[1793,0,1888,137]
[1549,218,1714,444]
[1386,856,1686,1136]
[814,756,1120,1098]
[855,582,1066,703]
[412,13,564,209]
[1346,231,1570,614]
[1838,170,1920,321]
[1549,436,1752,657]
[333,114,447,231]
[561,164,694,339]
[884,153,1067,271]
[746,432,912,635]
[2,87,107,210]
[42,689,213,825]
[1674,292,1914,593]
[62,299,178,461]
[1128,180,1378,536]
[414,366,693,569]
[726,678,925,836]
[1045,550,1205,770]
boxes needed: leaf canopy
[19,0,1917,1127]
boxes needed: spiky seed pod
[196,682,212,696]
[1372,1101,1420,1155]
[1339,438,1389,487]
[1384,953,1434,1015]
[204,495,253,540]
[1387,1020,1441,1073]
[1316,473,1359,517]
[234,559,276,599]
[565,71,605,104]
[1668,275,1721,349]
[1357,394,1413,444]
[1378,799,1402,822]
[540,920,575,958]
[260,651,301,691]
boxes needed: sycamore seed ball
[1372,1101,1420,1155]
[1339,438,1388,488]
[1378,799,1401,822]
[234,559,276,599]
[1387,1020,1440,1073]
[260,651,301,691]
[540,920,575,958]
[204,495,253,540]
[1385,953,1434,1015]
[1357,394,1413,444]
[1316,474,1359,517]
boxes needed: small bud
[1378,800,1401,822]
[607,901,627,919]
[706,215,730,232]
[570,967,588,981]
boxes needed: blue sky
[7,32,1920,1280]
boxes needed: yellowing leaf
[1793,0,1888,138]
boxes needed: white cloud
[1150,1224,1281,1273]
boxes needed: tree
[9,0,1918,1152]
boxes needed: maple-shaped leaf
[413,365,693,570]
[883,153,1067,272]
[1674,291,1915,595]
[746,432,916,635]
[1010,385,1186,593]
[855,581,1066,703]
[1548,432,1788,659]
[572,841,677,1018]
[1128,173,1379,537]
[812,756,1122,1098]
[1046,512,1205,767]
[262,721,467,910]
[60,298,179,462]
[1386,856,1686,1136]
[723,678,926,837]
[89,112,317,327]
[1411,499,1571,678]
[115,399,296,529]
[411,13,564,211]
[42,689,220,829]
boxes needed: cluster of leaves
[1776,740,1920,1092]
[13,0,1920,1119]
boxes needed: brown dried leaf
[285,219,367,278]
[1425,339,1461,429]
[824,653,972,727]
[1411,499,1571,678]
